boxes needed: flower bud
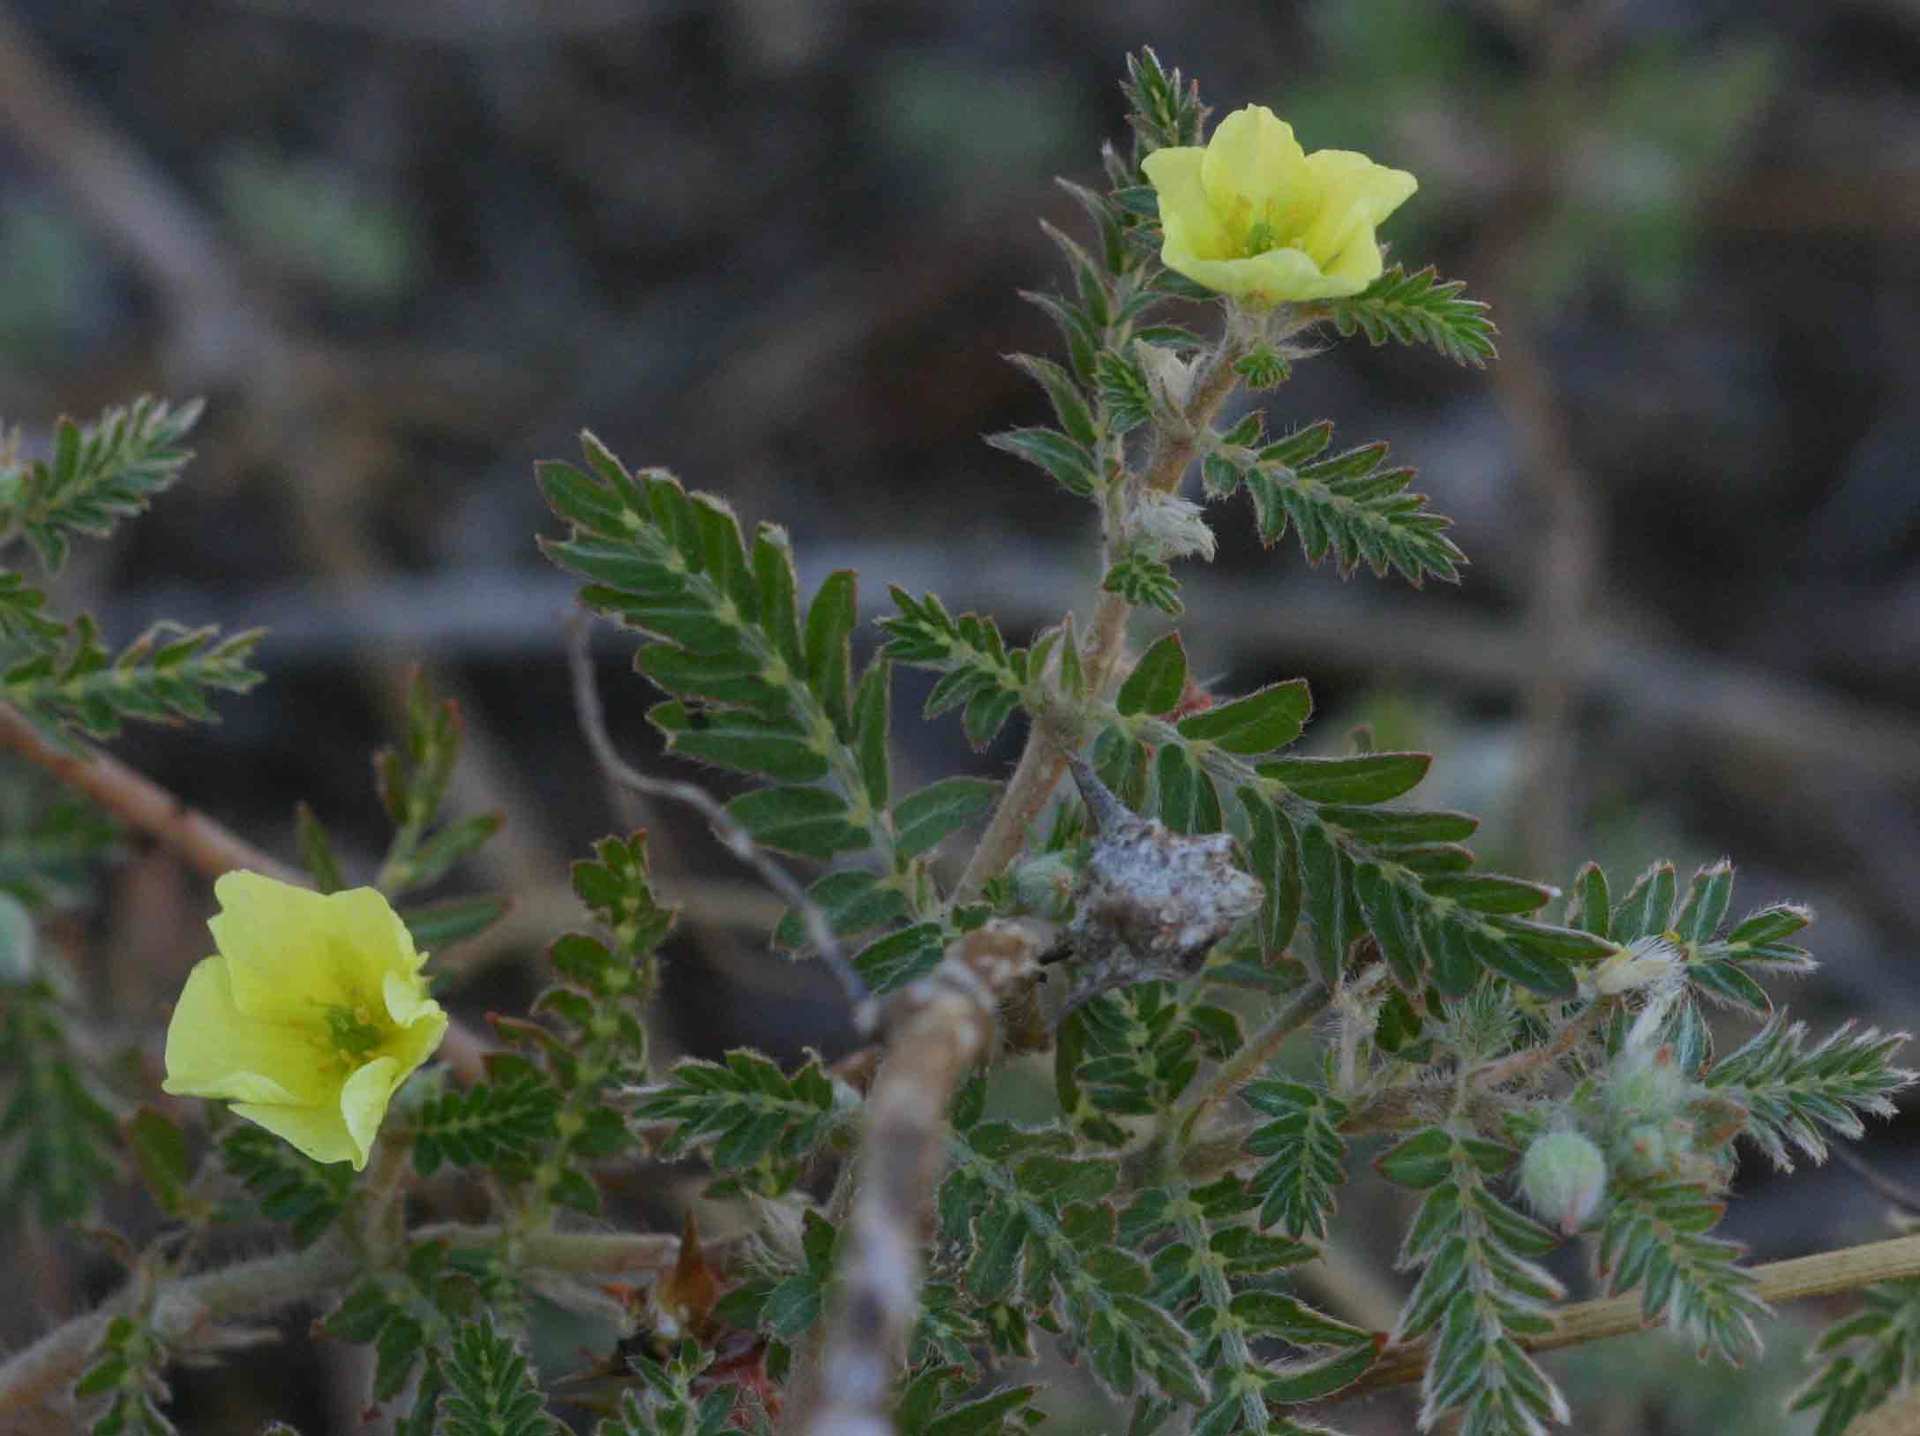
[1519,1129,1608,1235]
[1133,494,1217,562]
[1134,341,1197,411]
[1587,935,1681,997]
[1010,850,1078,919]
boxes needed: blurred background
[2,0,1918,1430]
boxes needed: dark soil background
[3,1,1917,1431]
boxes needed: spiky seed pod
[1040,756,1261,1021]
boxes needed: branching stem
[565,612,877,1032]
[955,332,1247,900]
[795,922,1045,1435]
[1172,978,1331,1146]
[0,1224,678,1419]
[1337,1230,1920,1402]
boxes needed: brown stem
[1335,1230,1920,1403]
[0,704,299,885]
[954,335,1246,901]
[1174,979,1331,1144]
[1472,998,1607,1090]
[0,1224,681,1419]
[796,921,1046,1435]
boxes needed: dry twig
[564,610,875,1030]
[0,1223,680,1422]
[796,921,1046,1435]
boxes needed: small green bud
[1620,1121,1675,1179]
[1010,851,1078,919]
[1519,1129,1608,1234]
[1233,343,1292,389]
[1604,1046,1691,1127]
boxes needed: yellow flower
[163,871,447,1170]
[1142,104,1417,306]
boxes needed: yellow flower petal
[1141,146,1229,261]
[383,968,441,1028]
[1162,246,1338,306]
[1299,150,1417,274]
[1200,105,1310,234]
[166,871,447,1167]
[208,871,355,1020]
[162,954,329,1106]
[229,1097,360,1166]
[1142,104,1417,306]
[1320,229,1385,292]
[340,1056,404,1168]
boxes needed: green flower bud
[1010,851,1078,919]
[1519,1129,1608,1235]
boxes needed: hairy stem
[955,334,1246,900]
[0,1225,680,1418]
[1337,1230,1920,1402]
[1173,978,1331,1146]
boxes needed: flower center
[327,1003,386,1062]
[1243,218,1278,255]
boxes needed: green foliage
[1597,1177,1765,1365]
[880,589,1029,748]
[470,830,675,1210]
[0,397,200,570]
[1706,1015,1912,1171]
[221,1124,354,1244]
[412,1073,563,1178]
[76,1313,175,1435]
[0,782,113,907]
[321,1241,475,1409]
[936,1103,1208,1405]
[1323,265,1497,366]
[371,674,504,901]
[1243,1080,1349,1240]
[0,400,262,748]
[1091,654,1605,999]
[1120,46,1208,155]
[436,1319,560,1436]
[895,1366,1044,1434]
[1793,1280,1920,1436]
[1125,1177,1370,1431]
[1103,550,1184,616]
[634,1049,849,1196]
[1383,1127,1569,1435]
[717,1205,838,1347]
[1054,982,1239,1146]
[0,977,118,1225]
[11,46,1908,1436]
[1204,422,1463,587]
[1592,858,1820,1027]
[541,438,911,873]
[4,617,262,740]
[598,1341,747,1436]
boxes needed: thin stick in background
[564,610,876,1032]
